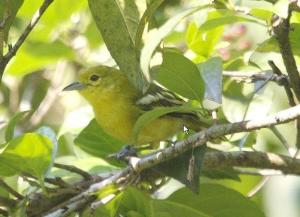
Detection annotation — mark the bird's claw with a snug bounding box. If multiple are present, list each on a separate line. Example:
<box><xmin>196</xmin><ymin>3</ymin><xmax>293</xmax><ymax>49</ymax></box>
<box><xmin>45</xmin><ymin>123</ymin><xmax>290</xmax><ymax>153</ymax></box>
<box><xmin>107</xmin><ymin>145</ymin><xmax>137</xmax><ymax>162</ymax></box>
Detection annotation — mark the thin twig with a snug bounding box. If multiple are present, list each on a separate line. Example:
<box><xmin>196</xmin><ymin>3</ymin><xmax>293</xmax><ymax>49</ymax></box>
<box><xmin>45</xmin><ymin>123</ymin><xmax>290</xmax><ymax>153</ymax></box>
<box><xmin>268</xmin><ymin>60</ymin><xmax>296</xmax><ymax>106</ymax></box>
<box><xmin>270</xmin><ymin>126</ymin><xmax>293</xmax><ymax>156</ymax></box>
<box><xmin>0</xmin><ymin>208</ymin><xmax>8</xmax><ymax>216</ymax></box>
<box><xmin>0</xmin><ymin>0</ymin><xmax>54</xmax><ymax>82</ymax></box>
<box><xmin>223</xmin><ymin>70</ymin><xmax>288</xmax><ymax>85</ymax></box>
<box><xmin>54</xmin><ymin>163</ymin><xmax>92</xmax><ymax>180</ymax></box>
<box><xmin>0</xmin><ymin>179</ymin><xmax>24</xmax><ymax>200</ymax></box>
<box><xmin>0</xmin><ymin>196</ymin><xmax>17</xmax><ymax>207</ymax></box>
<box><xmin>234</xmin><ymin>168</ymin><xmax>283</xmax><ymax>176</ymax></box>
<box><xmin>29</xmin><ymin>61</ymin><xmax>66</xmax><ymax>126</ymax></box>
<box><xmin>247</xmin><ymin>176</ymin><xmax>270</xmax><ymax>198</ymax></box>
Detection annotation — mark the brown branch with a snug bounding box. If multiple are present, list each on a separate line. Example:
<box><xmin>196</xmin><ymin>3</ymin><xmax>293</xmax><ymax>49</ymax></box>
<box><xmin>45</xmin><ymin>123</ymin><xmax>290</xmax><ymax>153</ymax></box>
<box><xmin>268</xmin><ymin>60</ymin><xmax>296</xmax><ymax>106</ymax></box>
<box><xmin>272</xmin><ymin>11</ymin><xmax>300</xmax><ymax>102</ymax></box>
<box><xmin>268</xmin><ymin>60</ymin><xmax>300</xmax><ymax>150</ymax></box>
<box><xmin>0</xmin><ymin>208</ymin><xmax>8</xmax><ymax>217</ymax></box>
<box><xmin>42</xmin><ymin>104</ymin><xmax>300</xmax><ymax>216</ymax></box>
<box><xmin>203</xmin><ymin>151</ymin><xmax>300</xmax><ymax>175</ymax></box>
<box><xmin>223</xmin><ymin>70</ymin><xmax>288</xmax><ymax>85</ymax></box>
<box><xmin>0</xmin><ymin>179</ymin><xmax>24</xmax><ymax>200</ymax></box>
<box><xmin>134</xmin><ymin>104</ymin><xmax>300</xmax><ymax>172</ymax></box>
<box><xmin>54</xmin><ymin>163</ymin><xmax>92</xmax><ymax>180</ymax></box>
<box><xmin>0</xmin><ymin>196</ymin><xmax>17</xmax><ymax>207</ymax></box>
<box><xmin>0</xmin><ymin>0</ymin><xmax>54</xmax><ymax>82</ymax></box>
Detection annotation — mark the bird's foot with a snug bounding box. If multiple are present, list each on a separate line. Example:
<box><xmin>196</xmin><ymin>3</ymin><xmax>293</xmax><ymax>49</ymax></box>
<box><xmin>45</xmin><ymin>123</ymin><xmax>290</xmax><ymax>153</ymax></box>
<box><xmin>107</xmin><ymin>145</ymin><xmax>137</xmax><ymax>162</ymax></box>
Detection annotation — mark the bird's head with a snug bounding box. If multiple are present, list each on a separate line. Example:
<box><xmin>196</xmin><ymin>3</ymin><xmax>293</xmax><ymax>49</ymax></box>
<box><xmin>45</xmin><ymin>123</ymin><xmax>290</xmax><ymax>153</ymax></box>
<box><xmin>63</xmin><ymin>65</ymin><xmax>125</xmax><ymax>102</ymax></box>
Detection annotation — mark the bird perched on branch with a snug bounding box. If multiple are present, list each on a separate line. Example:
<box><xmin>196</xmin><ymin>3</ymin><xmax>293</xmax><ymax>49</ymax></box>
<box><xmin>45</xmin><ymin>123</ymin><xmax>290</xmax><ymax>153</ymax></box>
<box><xmin>63</xmin><ymin>65</ymin><xmax>209</xmax><ymax>146</ymax></box>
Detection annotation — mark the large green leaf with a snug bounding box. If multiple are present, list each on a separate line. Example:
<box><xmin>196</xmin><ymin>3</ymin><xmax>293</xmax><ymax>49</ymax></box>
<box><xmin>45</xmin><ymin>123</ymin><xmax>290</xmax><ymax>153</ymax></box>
<box><xmin>74</xmin><ymin>119</ymin><xmax>124</xmax><ymax>159</ymax></box>
<box><xmin>88</xmin><ymin>0</ymin><xmax>147</xmax><ymax>91</ymax></box>
<box><xmin>115</xmin><ymin>187</ymin><xmax>211</xmax><ymax>217</ymax></box>
<box><xmin>155</xmin><ymin>50</ymin><xmax>205</xmax><ymax>101</ymax></box>
<box><xmin>168</xmin><ymin>184</ymin><xmax>265</xmax><ymax>217</ymax></box>
<box><xmin>0</xmin><ymin>133</ymin><xmax>53</xmax><ymax>179</ymax></box>
<box><xmin>8</xmin><ymin>40</ymin><xmax>75</xmax><ymax>76</ymax></box>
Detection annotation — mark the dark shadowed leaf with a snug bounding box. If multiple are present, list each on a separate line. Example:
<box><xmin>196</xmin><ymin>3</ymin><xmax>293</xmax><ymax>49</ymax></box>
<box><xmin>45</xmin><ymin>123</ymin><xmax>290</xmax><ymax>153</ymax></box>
<box><xmin>75</xmin><ymin>119</ymin><xmax>124</xmax><ymax>158</ymax></box>
<box><xmin>153</xmin><ymin>145</ymin><xmax>207</xmax><ymax>193</ymax></box>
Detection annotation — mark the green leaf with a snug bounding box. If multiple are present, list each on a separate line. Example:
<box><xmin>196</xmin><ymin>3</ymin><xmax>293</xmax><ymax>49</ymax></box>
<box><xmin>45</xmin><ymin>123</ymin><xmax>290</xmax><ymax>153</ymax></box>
<box><xmin>74</xmin><ymin>119</ymin><xmax>124</xmax><ymax>159</ymax></box>
<box><xmin>0</xmin><ymin>0</ymin><xmax>24</xmax><ymax>42</ymax></box>
<box><xmin>8</xmin><ymin>40</ymin><xmax>75</xmax><ymax>76</ymax></box>
<box><xmin>36</xmin><ymin>126</ymin><xmax>58</xmax><ymax>169</ymax></box>
<box><xmin>155</xmin><ymin>49</ymin><xmax>205</xmax><ymax>101</ymax></box>
<box><xmin>0</xmin><ymin>133</ymin><xmax>53</xmax><ymax>179</ymax></box>
<box><xmin>132</xmin><ymin>105</ymin><xmax>196</xmax><ymax>140</ymax></box>
<box><xmin>88</xmin><ymin>0</ymin><xmax>147</xmax><ymax>91</ymax></box>
<box><xmin>5</xmin><ymin>110</ymin><xmax>31</xmax><ymax>142</ymax></box>
<box><xmin>168</xmin><ymin>184</ymin><xmax>265</xmax><ymax>217</ymax></box>
<box><xmin>140</xmin><ymin>4</ymin><xmax>210</xmax><ymax>86</ymax></box>
<box><xmin>198</xmin><ymin>57</ymin><xmax>223</xmax><ymax>110</ymax></box>
<box><xmin>186</xmin><ymin>21</ymin><xmax>224</xmax><ymax>57</ymax></box>
<box><xmin>116</xmin><ymin>187</ymin><xmax>211</xmax><ymax>217</ymax></box>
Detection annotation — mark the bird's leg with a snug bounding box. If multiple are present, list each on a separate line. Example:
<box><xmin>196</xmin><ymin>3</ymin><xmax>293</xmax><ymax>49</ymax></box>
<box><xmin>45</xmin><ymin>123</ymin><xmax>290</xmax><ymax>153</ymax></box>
<box><xmin>107</xmin><ymin>145</ymin><xmax>137</xmax><ymax>162</ymax></box>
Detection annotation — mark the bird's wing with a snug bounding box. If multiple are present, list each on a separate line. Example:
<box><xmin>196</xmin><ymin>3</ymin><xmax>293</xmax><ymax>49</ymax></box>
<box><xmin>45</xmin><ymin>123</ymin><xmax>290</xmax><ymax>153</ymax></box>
<box><xmin>135</xmin><ymin>83</ymin><xmax>210</xmax><ymax>131</ymax></box>
<box><xmin>136</xmin><ymin>83</ymin><xmax>185</xmax><ymax>111</ymax></box>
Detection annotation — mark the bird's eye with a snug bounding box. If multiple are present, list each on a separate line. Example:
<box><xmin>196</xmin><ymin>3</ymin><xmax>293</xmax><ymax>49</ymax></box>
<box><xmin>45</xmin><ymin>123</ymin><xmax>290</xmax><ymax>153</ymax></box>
<box><xmin>90</xmin><ymin>75</ymin><xmax>99</xmax><ymax>81</ymax></box>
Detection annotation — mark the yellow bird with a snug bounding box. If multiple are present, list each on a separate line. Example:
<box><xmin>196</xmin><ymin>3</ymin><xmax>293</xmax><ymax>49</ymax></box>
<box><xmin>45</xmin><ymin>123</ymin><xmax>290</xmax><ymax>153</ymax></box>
<box><xmin>63</xmin><ymin>65</ymin><xmax>208</xmax><ymax>146</ymax></box>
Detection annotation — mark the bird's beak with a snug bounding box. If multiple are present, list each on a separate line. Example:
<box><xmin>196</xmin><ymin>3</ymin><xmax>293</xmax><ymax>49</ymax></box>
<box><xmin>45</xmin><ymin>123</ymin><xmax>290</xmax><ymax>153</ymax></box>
<box><xmin>62</xmin><ymin>82</ymin><xmax>86</xmax><ymax>91</ymax></box>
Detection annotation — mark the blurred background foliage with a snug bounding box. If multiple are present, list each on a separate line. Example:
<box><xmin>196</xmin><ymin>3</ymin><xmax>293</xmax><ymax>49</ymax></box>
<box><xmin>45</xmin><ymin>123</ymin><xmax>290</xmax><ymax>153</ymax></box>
<box><xmin>1</xmin><ymin>0</ymin><xmax>300</xmax><ymax>216</ymax></box>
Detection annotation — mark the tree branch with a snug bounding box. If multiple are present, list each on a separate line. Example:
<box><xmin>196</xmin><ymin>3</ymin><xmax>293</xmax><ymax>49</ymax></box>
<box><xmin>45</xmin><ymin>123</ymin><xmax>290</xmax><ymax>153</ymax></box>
<box><xmin>0</xmin><ymin>0</ymin><xmax>54</xmax><ymax>82</ymax></box>
<box><xmin>0</xmin><ymin>179</ymin><xmax>24</xmax><ymax>200</ymax></box>
<box><xmin>223</xmin><ymin>70</ymin><xmax>289</xmax><ymax>86</ymax></box>
<box><xmin>42</xmin><ymin>104</ymin><xmax>300</xmax><ymax>216</ymax></box>
<box><xmin>272</xmin><ymin>11</ymin><xmax>300</xmax><ymax>102</ymax></box>
<box><xmin>134</xmin><ymin>104</ymin><xmax>300</xmax><ymax>172</ymax></box>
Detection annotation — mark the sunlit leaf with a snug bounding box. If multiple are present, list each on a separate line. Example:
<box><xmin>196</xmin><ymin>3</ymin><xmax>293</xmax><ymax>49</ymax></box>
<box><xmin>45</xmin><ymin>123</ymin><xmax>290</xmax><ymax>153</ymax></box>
<box><xmin>168</xmin><ymin>184</ymin><xmax>265</xmax><ymax>217</ymax></box>
<box><xmin>8</xmin><ymin>40</ymin><xmax>75</xmax><ymax>76</ymax></box>
<box><xmin>0</xmin><ymin>133</ymin><xmax>53</xmax><ymax>180</ymax></box>
<box><xmin>186</xmin><ymin>22</ymin><xmax>223</xmax><ymax>58</ymax></box>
